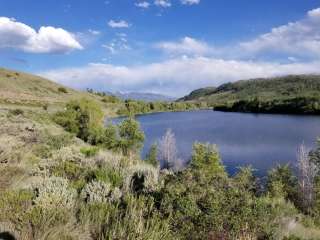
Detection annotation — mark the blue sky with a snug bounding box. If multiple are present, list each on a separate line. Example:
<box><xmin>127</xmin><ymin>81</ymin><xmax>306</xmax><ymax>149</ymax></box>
<box><xmin>0</xmin><ymin>0</ymin><xmax>320</xmax><ymax>96</ymax></box>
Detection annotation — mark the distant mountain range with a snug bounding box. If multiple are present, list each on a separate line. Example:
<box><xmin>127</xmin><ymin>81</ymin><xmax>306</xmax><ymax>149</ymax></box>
<box><xmin>113</xmin><ymin>91</ymin><xmax>176</xmax><ymax>102</ymax></box>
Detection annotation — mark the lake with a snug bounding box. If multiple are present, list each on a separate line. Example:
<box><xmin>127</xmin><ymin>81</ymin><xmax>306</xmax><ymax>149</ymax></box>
<box><xmin>111</xmin><ymin>110</ymin><xmax>320</xmax><ymax>176</ymax></box>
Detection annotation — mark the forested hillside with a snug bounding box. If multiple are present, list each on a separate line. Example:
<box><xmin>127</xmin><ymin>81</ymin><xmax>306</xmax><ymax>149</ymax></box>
<box><xmin>179</xmin><ymin>75</ymin><xmax>320</xmax><ymax>114</ymax></box>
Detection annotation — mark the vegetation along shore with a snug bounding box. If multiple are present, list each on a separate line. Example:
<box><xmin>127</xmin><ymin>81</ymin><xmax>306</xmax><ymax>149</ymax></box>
<box><xmin>1</xmin><ymin>68</ymin><xmax>320</xmax><ymax>239</ymax></box>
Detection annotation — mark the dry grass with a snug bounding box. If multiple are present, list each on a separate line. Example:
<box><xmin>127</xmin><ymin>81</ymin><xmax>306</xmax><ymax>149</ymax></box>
<box><xmin>278</xmin><ymin>217</ymin><xmax>320</xmax><ymax>239</ymax></box>
<box><xmin>0</xmin><ymin>67</ymin><xmax>121</xmax><ymax>116</ymax></box>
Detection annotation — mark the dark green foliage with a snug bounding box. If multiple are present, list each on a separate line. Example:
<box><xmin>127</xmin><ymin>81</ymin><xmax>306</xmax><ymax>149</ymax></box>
<box><xmin>157</xmin><ymin>143</ymin><xmax>292</xmax><ymax>239</ymax></box>
<box><xmin>267</xmin><ymin>165</ymin><xmax>298</xmax><ymax>201</ymax></box>
<box><xmin>178</xmin><ymin>87</ymin><xmax>216</xmax><ymax>101</ymax></box>
<box><xmin>310</xmin><ymin>139</ymin><xmax>320</xmax><ymax>168</ymax></box>
<box><xmin>102</xmin><ymin>124</ymin><xmax>118</xmax><ymax>149</ymax></box>
<box><xmin>215</xmin><ymin>97</ymin><xmax>320</xmax><ymax>114</ymax></box>
<box><xmin>80</xmin><ymin>146</ymin><xmax>99</xmax><ymax>157</ymax></box>
<box><xmin>233</xmin><ymin>166</ymin><xmax>257</xmax><ymax>193</ymax></box>
<box><xmin>57</xmin><ymin>87</ymin><xmax>68</xmax><ymax>93</ymax></box>
<box><xmin>145</xmin><ymin>144</ymin><xmax>159</xmax><ymax>167</ymax></box>
<box><xmin>190</xmin><ymin>142</ymin><xmax>225</xmax><ymax>178</ymax></box>
<box><xmin>101</xmin><ymin>95</ymin><xmax>121</xmax><ymax>103</ymax></box>
<box><xmin>53</xmin><ymin>98</ymin><xmax>104</xmax><ymax>141</ymax></box>
<box><xmin>42</xmin><ymin>104</ymin><xmax>48</xmax><ymax>111</ymax></box>
<box><xmin>90</xmin><ymin>168</ymin><xmax>123</xmax><ymax>187</ymax></box>
<box><xmin>181</xmin><ymin>75</ymin><xmax>320</xmax><ymax>115</ymax></box>
<box><xmin>116</xmin><ymin>99</ymin><xmax>202</xmax><ymax>116</ymax></box>
<box><xmin>314</xmin><ymin>177</ymin><xmax>320</xmax><ymax>223</ymax></box>
<box><xmin>8</xmin><ymin>108</ymin><xmax>24</xmax><ymax>116</ymax></box>
<box><xmin>118</xmin><ymin>117</ymin><xmax>145</xmax><ymax>156</ymax></box>
<box><xmin>51</xmin><ymin>161</ymin><xmax>84</xmax><ymax>181</ymax></box>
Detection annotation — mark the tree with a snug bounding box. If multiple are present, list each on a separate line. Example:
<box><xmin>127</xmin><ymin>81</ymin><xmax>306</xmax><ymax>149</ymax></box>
<box><xmin>103</xmin><ymin>124</ymin><xmax>118</xmax><ymax>150</ymax></box>
<box><xmin>158</xmin><ymin>129</ymin><xmax>181</xmax><ymax>170</ymax></box>
<box><xmin>190</xmin><ymin>142</ymin><xmax>225</xmax><ymax>178</ymax></box>
<box><xmin>267</xmin><ymin>164</ymin><xmax>297</xmax><ymax>201</ymax></box>
<box><xmin>233</xmin><ymin>166</ymin><xmax>256</xmax><ymax>193</ymax></box>
<box><xmin>53</xmin><ymin>98</ymin><xmax>104</xmax><ymax>142</ymax></box>
<box><xmin>145</xmin><ymin>144</ymin><xmax>159</xmax><ymax>167</ymax></box>
<box><xmin>297</xmin><ymin>144</ymin><xmax>318</xmax><ymax>212</ymax></box>
<box><xmin>118</xmin><ymin>117</ymin><xmax>145</xmax><ymax>156</ymax></box>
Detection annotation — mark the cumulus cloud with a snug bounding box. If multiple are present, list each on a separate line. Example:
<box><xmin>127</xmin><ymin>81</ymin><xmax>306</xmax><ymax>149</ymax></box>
<box><xmin>181</xmin><ymin>0</ymin><xmax>200</xmax><ymax>5</ymax></box>
<box><xmin>155</xmin><ymin>37</ymin><xmax>213</xmax><ymax>56</ymax></box>
<box><xmin>40</xmin><ymin>57</ymin><xmax>320</xmax><ymax>97</ymax></box>
<box><xmin>108</xmin><ymin>20</ymin><xmax>130</xmax><ymax>28</ymax></box>
<box><xmin>239</xmin><ymin>8</ymin><xmax>320</xmax><ymax>58</ymax></box>
<box><xmin>154</xmin><ymin>0</ymin><xmax>171</xmax><ymax>8</ymax></box>
<box><xmin>135</xmin><ymin>1</ymin><xmax>151</xmax><ymax>9</ymax></box>
<box><xmin>0</xmin><ymin>17</ymin><xmax>83</xmax><ymax>54</ymax></box>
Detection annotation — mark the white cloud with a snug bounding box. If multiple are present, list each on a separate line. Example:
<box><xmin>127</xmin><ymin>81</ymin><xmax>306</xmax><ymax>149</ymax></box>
<box><xmin>0</xmin><ymin>17</ymin><xmax>83</xmax><ymax>54</ymax></box>
<box><xmin>308</xmin><ymin>8</ymin><xmax>320</xmax><ymax>18</ymax></box>
<box><xmin>135</xmin><ymin>1</ymin><xmax>151</xmax><ymax>9</ymax></box>
<box><xmin>108</xmin><ymin>20</ymin><xmax>130</xmax><ymax>28</ymax></box>
<box><xmin>181</xmin><ymin>0</ymin><xmax>200</xmax><ymax>5</ymax></box>
<box><xmin>40</xmin><ymin>57</ymin><xmax>320</xmax><ymax>97</ymax></box>
<box><xmin>155</xmin><ymin>37</ymin><xmax>213</xmax><ymax>56</ymax></box>
<box><xmin>102</xmin><ymin>33</ymin><xmax>131</xmax><ymax>54</ymax></box>
<box><xmin>154</xmin><ymin>0</ymin><xmax>171</xmax><ymax>8</ymax></box>
<box><xmin>88</xmin><ymin>29</ymin><xmax>101</xmax><ymax>35</ymax></box>
<box><xmin>239</xmin><ymin>8</ymin><xmax>320</xmax><ymax>58</ymax></box>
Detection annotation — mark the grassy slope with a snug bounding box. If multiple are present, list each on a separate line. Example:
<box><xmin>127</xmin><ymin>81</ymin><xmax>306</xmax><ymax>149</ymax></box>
<box><xmin>179</xmin><ymin>75</ymin><xmax>320</xmax><ymax>106</ymax></box>
<box><xmin>0</xmin><ymin>67</ymin><xmax>121</xmax><ymax>116</ymax></box>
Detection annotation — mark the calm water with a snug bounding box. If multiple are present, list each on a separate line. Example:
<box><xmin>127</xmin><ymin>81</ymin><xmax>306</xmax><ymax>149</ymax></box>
<box><xmin>111</xmin><ymin>110</ymin><xmax>320</xmax><ymax>175</ymax></box>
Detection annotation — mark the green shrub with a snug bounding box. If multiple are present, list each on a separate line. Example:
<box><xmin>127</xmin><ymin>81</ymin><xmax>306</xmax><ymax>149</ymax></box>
<box><xmin>267</xmin><ymin>165</ymin><xmax>298</xmax><ymax>202</ymax></box>
<box><xmin>80</xmin><ymin>146</ymin><xmax>99</xmax><ymax>157</ymax></box>
<box><xmin>145</xmin><ymin>144</ymin><xmax>159</xmax><ymax>167</ymax></box>
<box><xmin>190</xmin><ymin>142</ymin><xmax>226</xmax><ymax>179</ymax></box>
<box><xmin>0</xmin><ymin>190</ymin><xmax>33</xmax><ymax>227</ymax></box>
<box><xmin>102</xmin><ymin>124</ymin><xmax>118</xmax><ymax>150</ymax></box>
<box><xmin>52</xmin><ymin>161</ymin><xmax>85</xmax><ymax>181</ymax></box>
<box><xmin>90</xmin><ymin>167</ymin><xmax>123</xmax><ymax>187</ymax></box>
<box><xmin>27</xmin><ymin>205</ymin><xmax>72</xmax><ymax>239</ymax></box>
<box><xmin>79</xmin><ymin>195</ymin><xmax>173</xmax><ymax>240</ymax></box>
<box><xmin>58</xmin><ymin>87</ymin><xmax>68</xmax><ymax>93</ymax></box>
<box><xmin>8</xmin><ymin>108</ymin><xmax>24</xmax><ymax>116</ymax></box>
<box><xmin>53</xmin><ymin>98</ymin><xmax>104</xmax><ymax>142</ymax></box>
<box><xmin>45</xmin><ymin>133</ymin><xmax>73</xmax><ymax>150</ymax></box>
<box><xmin>118</xmin><ymin>117</ymin><xmax>145</xmax><ymax>156</ymax></box>
<box><xmin>101</xmin><ymin>95</ymin><xmax>121</xmax><ymax>103</ymax></box>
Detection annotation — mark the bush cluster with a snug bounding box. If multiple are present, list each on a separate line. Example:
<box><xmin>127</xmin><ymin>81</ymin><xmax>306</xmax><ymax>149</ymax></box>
<box><xmin>53</xmin><ymin>98</ymin><xmax>145</xmax><ymax>156</ymax></box>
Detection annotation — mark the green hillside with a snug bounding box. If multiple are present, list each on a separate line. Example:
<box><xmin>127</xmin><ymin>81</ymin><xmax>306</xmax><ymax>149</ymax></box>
<box><xmin>179</xmin><ymin>75</ymin><xmax>320</xmax><ymax>114</ymax></box>
<box><xmin>0</xmin><ymin>68</ymin><xmax>88</xmax><ymax>106</ymax></box>
<box><xmin>0</xmin><ymin>68</ymin><xmax>125</xmax><ymax>116</ymax></box>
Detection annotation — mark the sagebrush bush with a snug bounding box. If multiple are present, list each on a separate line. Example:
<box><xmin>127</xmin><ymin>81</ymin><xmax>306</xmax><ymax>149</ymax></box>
<box><xmin>31</xmin><ymin>177</ymin><xmax>76</xmax><ymax>209</ymax></box>
<box><xmin>51</xmin><ymin>145</ymin><xmax>84</xmax><ymax>163</ymax></box>
<box><xmin>124</xmin><ymin>163</ymin><xmax>159</xmax><ymax>193</ymax></box>
<box><xmin>81</xmin><ymin>180</ymin><xmax>112</xmax><ymax>204</ymax></box>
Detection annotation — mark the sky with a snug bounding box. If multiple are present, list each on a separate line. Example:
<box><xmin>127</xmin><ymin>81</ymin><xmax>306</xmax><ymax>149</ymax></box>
<box><xmin>0</xmin><ymin>0</ymin><xmax>320</xmax><ymax>97</ymax></box>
